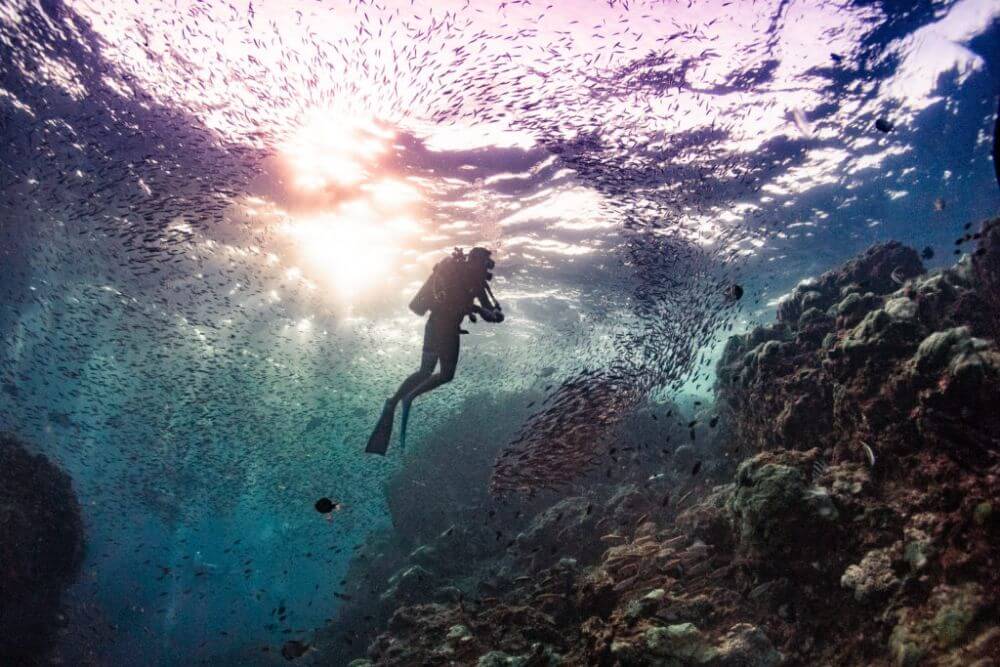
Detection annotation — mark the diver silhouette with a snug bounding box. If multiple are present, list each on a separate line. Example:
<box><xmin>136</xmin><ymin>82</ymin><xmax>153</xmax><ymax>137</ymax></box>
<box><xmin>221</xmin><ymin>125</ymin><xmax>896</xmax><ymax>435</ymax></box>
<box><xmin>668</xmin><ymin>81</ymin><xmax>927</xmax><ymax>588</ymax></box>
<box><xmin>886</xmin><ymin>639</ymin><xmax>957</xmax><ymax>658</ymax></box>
<box><xmin>366</xmin><ymin>246</ymin><xmax>504</xmax><ymax>455</ymax></box>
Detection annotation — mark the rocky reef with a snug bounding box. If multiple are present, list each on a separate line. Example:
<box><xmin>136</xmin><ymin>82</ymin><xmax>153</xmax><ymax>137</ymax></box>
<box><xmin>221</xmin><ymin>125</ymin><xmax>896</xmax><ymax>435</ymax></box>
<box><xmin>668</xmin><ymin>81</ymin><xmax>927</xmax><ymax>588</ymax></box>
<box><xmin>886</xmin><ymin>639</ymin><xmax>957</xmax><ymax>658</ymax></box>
<box><xmin>322</xmin><ymin>219</ymin><xmax>1000</xmax><ymax>666</ymax></box>
<box><xmin>0</xmin><ymin>433</ymin><xmax>86</xmax><ymax>665</ymax></box>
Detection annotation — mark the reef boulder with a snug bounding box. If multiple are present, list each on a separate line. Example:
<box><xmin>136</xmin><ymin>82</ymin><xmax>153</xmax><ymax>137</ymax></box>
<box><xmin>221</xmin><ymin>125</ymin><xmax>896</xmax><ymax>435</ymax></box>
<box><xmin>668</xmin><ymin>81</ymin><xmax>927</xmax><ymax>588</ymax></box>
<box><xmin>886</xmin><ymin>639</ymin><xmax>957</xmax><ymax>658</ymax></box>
<box><xmin>0</xmin><ymin>433</ymin><xmax>85</xmax><ymax>664</ymax></box>
<box><xmin>728</xmin><ymin>449</ymin><xmax>839</xmax><ymax>565</ymax></box>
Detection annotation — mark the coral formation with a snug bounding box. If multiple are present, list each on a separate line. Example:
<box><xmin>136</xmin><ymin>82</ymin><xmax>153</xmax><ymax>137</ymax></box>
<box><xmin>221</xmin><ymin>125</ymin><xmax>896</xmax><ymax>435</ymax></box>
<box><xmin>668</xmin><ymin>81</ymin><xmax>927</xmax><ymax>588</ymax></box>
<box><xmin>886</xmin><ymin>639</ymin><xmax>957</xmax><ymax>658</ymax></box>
<box><xmin>0</xmin><ymin>433</ymin><xmax>85</xmax><ymax>664</ymax></box>
<box><xmin>322</xmin><ymin>220</ymin><xmax>1000</xmax><ymax>666</ymax></box>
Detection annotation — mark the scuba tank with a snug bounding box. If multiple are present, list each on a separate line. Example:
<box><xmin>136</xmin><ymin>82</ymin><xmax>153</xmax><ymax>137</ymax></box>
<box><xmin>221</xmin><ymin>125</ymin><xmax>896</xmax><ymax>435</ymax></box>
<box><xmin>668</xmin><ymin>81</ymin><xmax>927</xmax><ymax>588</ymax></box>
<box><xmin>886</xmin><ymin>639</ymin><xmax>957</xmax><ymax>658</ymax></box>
<box><xmin>408</xmin><ymin>269</ymin><xmax>437</xmax><ymax>316</ymax></box>
<box><xmin>409</xmin><ymin>248</ymin><xmax>465</xmax><ymax>316</ymax></box>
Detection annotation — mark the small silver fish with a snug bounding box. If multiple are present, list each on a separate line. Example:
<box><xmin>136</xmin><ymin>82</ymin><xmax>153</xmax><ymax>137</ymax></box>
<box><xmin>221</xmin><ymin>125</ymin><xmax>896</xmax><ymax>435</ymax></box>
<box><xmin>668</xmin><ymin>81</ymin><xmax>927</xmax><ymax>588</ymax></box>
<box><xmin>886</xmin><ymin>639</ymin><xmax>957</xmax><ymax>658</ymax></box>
<box><xmin>861</xmin><ymin>442</ymin><xmax>876</xmax><ymax>468</ymax></box>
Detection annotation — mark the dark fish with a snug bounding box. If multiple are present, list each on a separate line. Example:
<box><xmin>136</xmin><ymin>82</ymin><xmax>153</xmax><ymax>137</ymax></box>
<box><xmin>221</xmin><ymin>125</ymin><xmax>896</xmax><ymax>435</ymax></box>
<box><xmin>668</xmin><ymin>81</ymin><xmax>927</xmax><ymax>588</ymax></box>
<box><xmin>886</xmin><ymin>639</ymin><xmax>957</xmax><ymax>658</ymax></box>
<box><xmin>314</xmin><ymin>497</ymin><xmax>338</xmax><ymax>514</ymax></box>
<box><xmin>725</xmin><ymin>284</ymin><xmax>743</xmax><ymax>301</ymax></box>
<box><xmin>875</xmin><ymin>118</ymin><xmax>894</xmax><ymax>133</ymax></box>
<box><xmin>280</xmin><ymin>640</ymin><xmax>310</xmax><ymax>660</ymax></box>
<box><xmin>48</xmin><ymin>411</ymin><xmax>74</xmax><ymax>427</ymax></box>
<box><xmin>691</xmin><ymin>461</ymin><xmax>702</xmax><ymax>476</ymax></box>
<box><xmin>921</xmin><ymin>246</ymin><xmax>934</xmax><ymax>260</ymax></box>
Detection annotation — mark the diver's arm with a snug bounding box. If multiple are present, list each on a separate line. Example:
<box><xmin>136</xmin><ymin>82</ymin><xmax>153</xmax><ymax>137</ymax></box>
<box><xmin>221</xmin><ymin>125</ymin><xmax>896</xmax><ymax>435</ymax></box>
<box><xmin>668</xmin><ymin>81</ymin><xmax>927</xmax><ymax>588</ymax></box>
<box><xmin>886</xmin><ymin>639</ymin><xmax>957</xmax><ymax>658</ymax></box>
<box><xmin>472</xmin><ymin>286</ymin><xmax>504</xmax><ymax>323</ymax></box>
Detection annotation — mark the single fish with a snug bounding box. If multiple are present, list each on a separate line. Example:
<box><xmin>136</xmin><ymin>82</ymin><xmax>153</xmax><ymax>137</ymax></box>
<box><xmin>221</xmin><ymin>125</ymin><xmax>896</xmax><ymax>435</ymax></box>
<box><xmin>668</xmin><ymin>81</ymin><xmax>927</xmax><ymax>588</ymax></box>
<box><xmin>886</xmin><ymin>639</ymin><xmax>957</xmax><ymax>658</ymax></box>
<box><xmin>280</xmin><ymin>640</ymin><xmax>311</xmax><ymax>660</ymax></box>
<box><xmin>861</xmin><ymin>442</ymin><xmax>876</xmax><ymax>468</ymax></box>
<box><xmin>314</xmin><ymin>497</ymin><xmax>339</xmax><ymax>514</ymax></box>
<box><xmin>875</xmin><ymin>118</ymin><xmax>894</xmax><ymax>133</ymax></box>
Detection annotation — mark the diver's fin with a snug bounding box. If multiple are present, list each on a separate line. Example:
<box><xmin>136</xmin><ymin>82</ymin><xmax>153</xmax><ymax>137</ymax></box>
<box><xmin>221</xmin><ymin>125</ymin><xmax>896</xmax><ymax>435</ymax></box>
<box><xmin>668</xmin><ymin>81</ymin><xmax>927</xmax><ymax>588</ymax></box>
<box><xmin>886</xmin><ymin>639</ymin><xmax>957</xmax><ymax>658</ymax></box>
<box><xmin>399</xmin><ymin>400</ymin><xmax>412</xmax><ymax>451</ymax></box>
<box><xmin>365</xmin><ymin>401</ymin><xmax>395</xmax><ymax>455</ymax></box>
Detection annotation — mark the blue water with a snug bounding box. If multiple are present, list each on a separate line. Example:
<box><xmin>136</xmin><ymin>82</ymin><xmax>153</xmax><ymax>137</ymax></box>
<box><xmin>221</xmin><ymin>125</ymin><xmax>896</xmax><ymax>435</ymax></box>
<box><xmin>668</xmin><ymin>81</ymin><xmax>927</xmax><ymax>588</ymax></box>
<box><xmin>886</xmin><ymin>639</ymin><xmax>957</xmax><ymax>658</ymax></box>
<box><xmin>0</xmin><ymin>0</ymin><xmax>997</xmax><ymax>664</ymax></box>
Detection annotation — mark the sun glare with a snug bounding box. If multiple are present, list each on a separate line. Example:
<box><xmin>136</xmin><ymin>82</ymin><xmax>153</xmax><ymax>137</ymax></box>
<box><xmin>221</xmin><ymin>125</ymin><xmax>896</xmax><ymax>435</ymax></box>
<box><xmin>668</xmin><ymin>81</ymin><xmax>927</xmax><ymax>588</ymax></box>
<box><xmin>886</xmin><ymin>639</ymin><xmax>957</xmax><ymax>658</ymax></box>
<box><xmin>279</xmin><ymin>191</ymin><xmax>426</xmax><ymax>298</ymax></box>
<box><xmin>283</xmin><ymin>217</ymin><xmax>393</xmax><ymax>297</ymax></box>
<box><xmin>281</xmin><ymin>110</ymin><xmax>394</xmax><ymax>191</ymax></box>
<box><xmin>274</xmin><ymin>110</ymin><xmax>430</xmax><ymax>301</ymax></box>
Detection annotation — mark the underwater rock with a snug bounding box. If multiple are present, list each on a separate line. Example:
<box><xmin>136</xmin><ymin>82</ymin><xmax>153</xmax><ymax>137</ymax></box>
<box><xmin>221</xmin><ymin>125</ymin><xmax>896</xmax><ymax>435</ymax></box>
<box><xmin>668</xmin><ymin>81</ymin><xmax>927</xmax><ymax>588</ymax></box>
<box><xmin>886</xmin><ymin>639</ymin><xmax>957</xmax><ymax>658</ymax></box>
<box><xmin>645</xmin><ymin>622</ymin><xmax>717</xmax><ymax>662</ymax></box>
<box><xmin>476</xmin><ymin>650</ymin><xmax>525</xmax><ymax>666</ymax></box>
<box><xmin>623</xmin><ymin>588</ymin><xmax>666</xmax><ymax>622</ymax></box>
<box><xmin>911</xmin><ymin>326</ymin><xmax>989</xmax><ymax>375</ymax></box>
<box><xmin>890</xmin><ymin>583</ymin><xmax>986</xmax><ymax>666</ymax></box>
<box><xmin>514</xmin><ymin>494</ymin><xmax>604</xmax><ymax>570</ymax></box>
<box><xmin>0</xmin><ymin>433</ymin><xmax>85</xmax><ymax>665</ymax></box>
<box><xmin>380</xmin><ymin>565</ymin><xmax>438</xmax><ymax>606</ymax></box>
<box><xmin>971</xmin><ymin>218</ymin><xmax>1000</xmax><ymax>334</ymax></box>
<box><xmin>637</xmin><ymin>622</ymin><xmax>781</xmax><ymax>666</ymax></box>
<box><xmin>903</xmin><ymin>539</ymin><xmax>931</xmax><ymax>573</ymax></box>
<box><xmin>909</xmin><ymin>326</ymin><xmax>1000</xmax><ymax>463</ymax></box>
<box><xmin>776</xmin><ymin>242</ymin><xmax>922</xmax><ymax>328</ymax></box>
<box><xmin>673</xmin><ymin>444</ymin><xmax>698</xmax><ymax>471</ymax></box>
<box><xmin>332</xmin><ymin>235</ymin><xmax>1000</xmax><ymax>667</ymax></box>
<box><xmin>840</xmin><ymin>547</ymin><xmax>900</xmax><ymax>602</ymax></box>
<box><xmin>675</xmin><ymin>484</ymin><xmax>736</xmax><ymax>549</ymax></box>
<box><xmin>713</xmin><ymin>623</ymin><xmax>782</xmax><ymax>667</ymax></box>
<box><xmin>728</xmin><ymin>450</ymin><xmax>840</xmax><ymax>563</ymax></box>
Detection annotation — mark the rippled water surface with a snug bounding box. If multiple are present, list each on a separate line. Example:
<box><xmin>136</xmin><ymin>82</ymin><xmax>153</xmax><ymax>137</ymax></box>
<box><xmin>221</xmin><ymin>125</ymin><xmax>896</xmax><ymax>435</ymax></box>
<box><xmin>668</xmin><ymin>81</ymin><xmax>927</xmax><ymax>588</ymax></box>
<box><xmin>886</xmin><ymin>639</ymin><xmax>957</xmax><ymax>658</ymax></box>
<box><xmin>1</xmin><ymin>0</ymin><xmax>997</xmax><ymax>664</ymax></box>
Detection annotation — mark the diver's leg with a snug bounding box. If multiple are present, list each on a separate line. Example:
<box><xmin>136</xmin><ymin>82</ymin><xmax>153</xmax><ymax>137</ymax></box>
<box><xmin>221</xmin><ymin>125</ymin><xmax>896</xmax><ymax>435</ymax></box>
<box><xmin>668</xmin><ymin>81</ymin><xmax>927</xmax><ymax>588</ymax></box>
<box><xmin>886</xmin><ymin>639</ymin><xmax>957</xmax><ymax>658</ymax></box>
<box><xmin>401</xmin><ymin>330</ymin><xmax>459</xmax><ymax>405</ymax></box>
<box><xmin>367</xmin><ymin>331</ymin><xmax>439</xmax><ymax>454</ymax></box>
<box><xmin>387</xmin><ymin>318</ymin><xmax>440</xmax><ymax>408</ymax></box>
<box><xmin>399</xmin><ymin>330</ymin><xmax>459</xmax><ymax>449</ymax></box>
<box><xmin>388</xmin><ymin>350</ymin><xmax>437</xmax><ymax>407</ymax></box>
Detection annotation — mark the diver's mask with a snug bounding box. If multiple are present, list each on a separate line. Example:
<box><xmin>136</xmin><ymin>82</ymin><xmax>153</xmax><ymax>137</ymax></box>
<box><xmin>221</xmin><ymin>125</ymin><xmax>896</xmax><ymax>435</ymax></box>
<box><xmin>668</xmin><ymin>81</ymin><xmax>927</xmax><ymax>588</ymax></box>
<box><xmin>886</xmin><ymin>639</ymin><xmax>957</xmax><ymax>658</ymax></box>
<box><xmin>469</xmin><ymin>247</ymin><xmax>495</xmax><ymax>280</ymax></box>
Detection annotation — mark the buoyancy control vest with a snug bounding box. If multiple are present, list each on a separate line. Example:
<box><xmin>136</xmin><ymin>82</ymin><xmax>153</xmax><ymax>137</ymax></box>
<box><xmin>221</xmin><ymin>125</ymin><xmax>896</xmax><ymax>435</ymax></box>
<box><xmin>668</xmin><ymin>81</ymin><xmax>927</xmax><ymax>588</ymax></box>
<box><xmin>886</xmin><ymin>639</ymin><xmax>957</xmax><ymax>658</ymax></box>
<box><xmin>409</xmin><ymin>254</ymin><xmax>482</xmax><ymax>317</ymax></box>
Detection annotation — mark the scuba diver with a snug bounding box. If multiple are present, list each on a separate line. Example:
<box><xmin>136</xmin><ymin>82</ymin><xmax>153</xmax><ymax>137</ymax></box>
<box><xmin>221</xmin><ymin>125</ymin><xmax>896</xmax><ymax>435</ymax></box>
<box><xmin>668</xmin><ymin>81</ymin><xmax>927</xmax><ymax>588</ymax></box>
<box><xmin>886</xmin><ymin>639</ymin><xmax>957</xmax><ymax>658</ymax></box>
<box><xmin>365</xmin><ymin>246</ymin><xmax>505</xmax><ymax>455</ymax></box>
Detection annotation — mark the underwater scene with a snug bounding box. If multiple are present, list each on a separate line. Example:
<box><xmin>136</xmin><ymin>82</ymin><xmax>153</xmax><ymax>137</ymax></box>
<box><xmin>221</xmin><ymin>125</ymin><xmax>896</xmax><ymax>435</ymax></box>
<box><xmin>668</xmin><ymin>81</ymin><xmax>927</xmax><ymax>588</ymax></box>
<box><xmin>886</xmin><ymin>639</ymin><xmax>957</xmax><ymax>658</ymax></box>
<box><xmin>1</xmin><ymin>0</ymin><xmax>999</xmax><ymax>665</ymax></box>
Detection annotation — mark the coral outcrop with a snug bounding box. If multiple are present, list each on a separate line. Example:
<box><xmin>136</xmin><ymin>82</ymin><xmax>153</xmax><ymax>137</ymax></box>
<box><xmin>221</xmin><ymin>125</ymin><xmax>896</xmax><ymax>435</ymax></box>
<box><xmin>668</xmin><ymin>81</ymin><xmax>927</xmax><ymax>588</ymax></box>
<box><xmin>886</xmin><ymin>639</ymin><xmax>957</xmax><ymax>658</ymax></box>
<box><xmin>323</xmin><ymin>219</ymin><xmax>1000</xmax><ymax>666</ymax></box>
<box><xmin>0</xmin><ymin>433</ymin><xmax>85</xmax><ymax>665</ymax></box>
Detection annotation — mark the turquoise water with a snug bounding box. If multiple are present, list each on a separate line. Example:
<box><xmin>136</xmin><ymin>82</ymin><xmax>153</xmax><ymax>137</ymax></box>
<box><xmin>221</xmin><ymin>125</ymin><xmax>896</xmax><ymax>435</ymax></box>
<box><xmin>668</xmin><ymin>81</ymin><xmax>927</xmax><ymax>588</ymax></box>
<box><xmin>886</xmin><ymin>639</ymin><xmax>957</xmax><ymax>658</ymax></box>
<box><xmin>0</xmin><ymin>0</ymin><xmax>997</xmax><ymax>664</ymax></box>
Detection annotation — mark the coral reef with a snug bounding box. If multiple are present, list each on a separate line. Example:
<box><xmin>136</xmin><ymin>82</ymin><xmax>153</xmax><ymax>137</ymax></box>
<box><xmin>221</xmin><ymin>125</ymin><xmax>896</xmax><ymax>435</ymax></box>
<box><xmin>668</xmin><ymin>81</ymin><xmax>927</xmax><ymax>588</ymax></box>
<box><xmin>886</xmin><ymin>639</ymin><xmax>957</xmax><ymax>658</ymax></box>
<box><xmin>323</xmin><ymin>220</ymin><xmax>1000</xmax><ymax>666</ymax></box>
<box><xmin>0</xmin><ymin>433</ymin><xmax>85</xmax><ymax>665</ymax></box>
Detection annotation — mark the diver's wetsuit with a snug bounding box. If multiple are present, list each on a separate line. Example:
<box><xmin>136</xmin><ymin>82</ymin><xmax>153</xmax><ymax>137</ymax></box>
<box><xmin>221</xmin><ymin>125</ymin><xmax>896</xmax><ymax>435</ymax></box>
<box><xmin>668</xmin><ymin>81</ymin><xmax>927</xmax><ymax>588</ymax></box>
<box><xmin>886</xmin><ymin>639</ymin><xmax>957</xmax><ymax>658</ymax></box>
<box><xmin>389</xmin><ymin>277</ymin><xmax>491</xmax><ymax>407</ymax></box>
<box><xmin>389</xmin><ymin>311</ymin><xmax>463</xmax><ymax>404</ymax></box>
